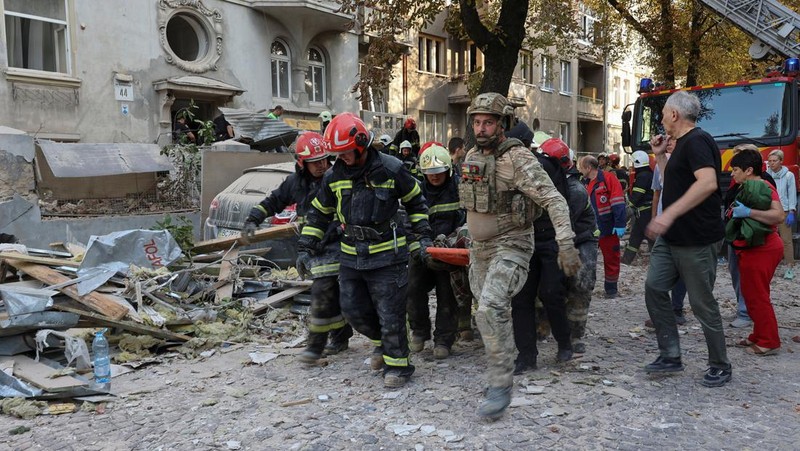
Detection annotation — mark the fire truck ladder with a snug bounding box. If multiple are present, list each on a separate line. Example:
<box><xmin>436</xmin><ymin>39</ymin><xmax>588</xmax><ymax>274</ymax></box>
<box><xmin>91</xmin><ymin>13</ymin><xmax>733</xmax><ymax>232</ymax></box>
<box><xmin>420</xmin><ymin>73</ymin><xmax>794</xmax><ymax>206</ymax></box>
<box><xmin>700</xmin><ymin>0</ymin><xmax>800</xmax><ymax>59</ymax></box>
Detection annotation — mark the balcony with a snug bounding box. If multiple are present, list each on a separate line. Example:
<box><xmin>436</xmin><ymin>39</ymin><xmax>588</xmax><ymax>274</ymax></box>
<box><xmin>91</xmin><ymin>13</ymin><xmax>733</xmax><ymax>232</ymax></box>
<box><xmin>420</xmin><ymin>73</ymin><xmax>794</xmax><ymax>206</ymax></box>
<box><xmin>249</xmin><ymin>1</ymin><xmax>351</xmax><ymax>28</ymax></box>
<box><xmin>577</xmin><ymin>95</ymin><xmax>603</xmax><ymax>120</ymax></box>
<box><xmin>447</xmin><ymin>74</ymin><xmax>527</xmax><ymax>106</ymax></box>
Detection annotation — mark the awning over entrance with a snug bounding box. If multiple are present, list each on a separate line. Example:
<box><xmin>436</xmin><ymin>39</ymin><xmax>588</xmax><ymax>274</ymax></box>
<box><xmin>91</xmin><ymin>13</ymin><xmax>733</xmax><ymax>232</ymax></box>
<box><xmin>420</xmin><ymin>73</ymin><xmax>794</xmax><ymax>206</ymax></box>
<box><xmin>152</xmin><ymin>76</ymin><xmax>245</xmax><ymax>101</ymax></box>
<box><xmin>220</xmin><ymin>107</ymin><xmax>300</xmax><ymax>150</ymax></box>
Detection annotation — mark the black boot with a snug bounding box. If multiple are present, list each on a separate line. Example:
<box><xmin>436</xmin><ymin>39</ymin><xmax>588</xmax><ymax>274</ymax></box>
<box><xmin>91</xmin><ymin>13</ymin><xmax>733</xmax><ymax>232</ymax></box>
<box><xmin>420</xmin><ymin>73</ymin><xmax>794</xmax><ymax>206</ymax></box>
<box><xmin>298</xmin><ymin>331</ymin><xmax>327</xmax><ymax>364</ymax></box>
<box><xmin>324</xmin><ymin>324</ymin><xmax>353</xmax><ymax>355</ymax></box>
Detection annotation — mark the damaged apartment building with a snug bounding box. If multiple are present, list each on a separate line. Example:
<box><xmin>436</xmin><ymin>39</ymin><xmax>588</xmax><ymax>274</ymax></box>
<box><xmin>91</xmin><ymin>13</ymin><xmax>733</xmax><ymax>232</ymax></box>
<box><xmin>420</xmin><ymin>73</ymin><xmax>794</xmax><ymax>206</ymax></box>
<box><xmin>0</xmin><ymin>0</ymin><xmax>361</xmax><ymax>246</ymax></box>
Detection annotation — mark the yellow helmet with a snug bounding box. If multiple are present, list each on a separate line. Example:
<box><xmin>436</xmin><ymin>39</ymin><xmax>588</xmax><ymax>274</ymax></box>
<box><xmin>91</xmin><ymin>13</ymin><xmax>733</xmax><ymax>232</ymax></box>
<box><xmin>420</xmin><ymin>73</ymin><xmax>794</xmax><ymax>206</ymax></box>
<box><xmin>419</xmin><ymin>143</ymin><xmax>452</xmax><ymax>175</ymax></box>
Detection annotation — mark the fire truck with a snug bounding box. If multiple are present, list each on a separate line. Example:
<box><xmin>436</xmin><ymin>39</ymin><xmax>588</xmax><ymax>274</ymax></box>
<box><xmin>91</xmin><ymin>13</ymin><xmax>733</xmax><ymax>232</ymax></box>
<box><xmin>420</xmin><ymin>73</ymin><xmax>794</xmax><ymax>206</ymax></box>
<box><xmin>621</xmin><ymin>0</ymin><xmax>800</xmax><ymax>191</ymax></box>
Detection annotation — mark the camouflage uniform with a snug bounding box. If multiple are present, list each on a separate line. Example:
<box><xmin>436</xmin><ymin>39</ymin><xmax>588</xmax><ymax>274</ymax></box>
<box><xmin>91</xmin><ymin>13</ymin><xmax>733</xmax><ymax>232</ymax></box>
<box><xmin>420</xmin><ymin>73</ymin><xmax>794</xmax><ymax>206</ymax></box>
<box><xmin>461</xmin><ymin>138</ymin><xmax>576</xmax><ymax>388</ymax></box>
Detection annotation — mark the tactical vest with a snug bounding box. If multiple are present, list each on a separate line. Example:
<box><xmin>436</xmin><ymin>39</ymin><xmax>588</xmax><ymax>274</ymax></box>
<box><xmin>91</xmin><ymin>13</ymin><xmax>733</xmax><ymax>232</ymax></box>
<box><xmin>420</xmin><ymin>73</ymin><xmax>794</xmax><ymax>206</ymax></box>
<box><xmin>459</xmin><ymin>138</ymin><xmax>533</xmax><ymax>228</ymax></box>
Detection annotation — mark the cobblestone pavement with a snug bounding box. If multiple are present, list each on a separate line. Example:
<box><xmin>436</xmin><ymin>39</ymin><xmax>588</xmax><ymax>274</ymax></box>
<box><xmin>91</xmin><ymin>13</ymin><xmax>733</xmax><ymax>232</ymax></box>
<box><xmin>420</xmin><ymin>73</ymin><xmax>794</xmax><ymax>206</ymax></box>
<box><xmin>2</xmin><ymin>260</ymin><xmax>800</xmax><ymax>450</ymax></box>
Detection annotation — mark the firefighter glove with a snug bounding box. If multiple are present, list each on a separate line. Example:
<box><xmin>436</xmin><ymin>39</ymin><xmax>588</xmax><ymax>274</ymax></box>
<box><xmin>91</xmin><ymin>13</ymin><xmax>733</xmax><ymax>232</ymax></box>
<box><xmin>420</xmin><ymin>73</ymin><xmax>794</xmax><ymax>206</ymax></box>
<box><xmin>296</xmin><ymin>252</ymin><xmax>313</xmax><ymax>280</ymax></box>
<box><xmin>240</xmin><ymin>221</ymin><xmax>257</xmax><ymax>245</ymax></box>
<box><xmin>248</xmin><ymin>204</ymin><xmax>269</xmax><ymax>224</ymax></box>
<box><xmin>297</xmin><ymin>236</ymin><xmax>321</xmax><ymax>256</ymax></box>
<box><xmin>731</xmin><ymin>201</ymin><xmax>751</xmax><ymax>218</ymax></box>
<box><xmin>557</xmin><ymin>243</ymin><xmax>581</xmax><ymax>278</ymax></box>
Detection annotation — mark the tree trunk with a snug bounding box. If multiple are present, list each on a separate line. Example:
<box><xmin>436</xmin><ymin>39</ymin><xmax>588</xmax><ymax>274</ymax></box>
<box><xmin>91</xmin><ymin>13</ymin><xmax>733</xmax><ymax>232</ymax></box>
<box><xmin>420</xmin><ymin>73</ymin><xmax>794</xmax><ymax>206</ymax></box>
<box><xmin>685</xmin><ymin>2</ymin><xmax>704</xmax><ymax>87</ymax></box>
<box><xmin>659</xmin><ymin>0</ymin><xmax>676</xmax><ymax>87</ymax></box>
<box><xmin>460</xmin><ymin>0</ymin><xmax>529</xmax><ymax>96</ymax></box>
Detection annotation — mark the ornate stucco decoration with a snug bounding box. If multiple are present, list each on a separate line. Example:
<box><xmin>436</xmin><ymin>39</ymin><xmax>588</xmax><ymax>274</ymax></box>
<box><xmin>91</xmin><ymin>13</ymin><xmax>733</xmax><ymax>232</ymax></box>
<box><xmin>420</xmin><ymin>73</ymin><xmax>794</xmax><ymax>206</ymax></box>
<box><xmin>157</xmin><ymin>0</ymin><xmax>223</xmax><ymax>73</ymax></box>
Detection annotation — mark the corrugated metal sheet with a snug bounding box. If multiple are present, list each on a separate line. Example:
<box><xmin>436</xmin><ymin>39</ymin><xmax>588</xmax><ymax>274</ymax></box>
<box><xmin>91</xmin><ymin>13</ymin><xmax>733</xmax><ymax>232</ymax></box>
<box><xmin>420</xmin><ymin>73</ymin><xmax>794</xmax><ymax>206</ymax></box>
<box><xmin>220</xmin><ymin>107</ymin><xmax>299</xmax><ymax>150</ymax></box>
<box><xmin>38</xmin><ymin>141</ymin><xmax>174</xmax><ymax>178</ymax></box>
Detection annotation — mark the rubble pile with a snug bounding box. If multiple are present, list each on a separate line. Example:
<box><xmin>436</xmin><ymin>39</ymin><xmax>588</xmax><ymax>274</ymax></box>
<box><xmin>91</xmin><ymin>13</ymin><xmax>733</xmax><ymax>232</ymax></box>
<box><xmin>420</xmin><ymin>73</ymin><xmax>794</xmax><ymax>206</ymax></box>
<box><xmin>0</xmin><ymin>224</ymin><xmax>308</xmax><ymax>414</ymax></box>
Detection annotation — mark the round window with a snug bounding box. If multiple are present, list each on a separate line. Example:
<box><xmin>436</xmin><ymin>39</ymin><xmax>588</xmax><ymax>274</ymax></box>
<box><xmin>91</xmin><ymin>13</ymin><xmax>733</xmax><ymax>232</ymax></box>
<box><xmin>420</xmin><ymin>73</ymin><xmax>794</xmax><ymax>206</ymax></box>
<box><xmin>165</xmin><ymin>13</ymin><xmax>209</xmax><ymax>62</ymax></box>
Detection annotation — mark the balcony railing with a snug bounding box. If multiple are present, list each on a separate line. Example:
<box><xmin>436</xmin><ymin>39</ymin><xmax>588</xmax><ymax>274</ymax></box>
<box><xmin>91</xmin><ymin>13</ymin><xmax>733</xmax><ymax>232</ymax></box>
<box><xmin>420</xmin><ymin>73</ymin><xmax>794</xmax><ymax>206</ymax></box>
<box><xmin>577</xmin><ymin>95</ymin><xmax>603</xmax><ymax>119</ymax></box>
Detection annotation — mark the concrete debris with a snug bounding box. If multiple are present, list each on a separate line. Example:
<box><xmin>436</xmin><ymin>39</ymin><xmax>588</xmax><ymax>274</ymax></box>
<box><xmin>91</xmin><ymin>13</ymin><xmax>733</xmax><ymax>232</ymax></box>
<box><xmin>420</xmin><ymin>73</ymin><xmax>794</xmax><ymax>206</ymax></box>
<box><xmin>248</xmin><ymin>352</ymin><xmax>279</xmax><ymax>365</ymax></box>
<box><xmin>603</xmin><ymin>387</ymin><xmax>634</xmax><ymax>399</ymax></box>
<box><xmin>0</xmin><ymin>233</ymin><xmax>311</xmax><ymax>410</ymax></box>
<box><xmin>388</xmin><ymin>424</ymin><xmax>422</xmax><ymax>436</ymax></box>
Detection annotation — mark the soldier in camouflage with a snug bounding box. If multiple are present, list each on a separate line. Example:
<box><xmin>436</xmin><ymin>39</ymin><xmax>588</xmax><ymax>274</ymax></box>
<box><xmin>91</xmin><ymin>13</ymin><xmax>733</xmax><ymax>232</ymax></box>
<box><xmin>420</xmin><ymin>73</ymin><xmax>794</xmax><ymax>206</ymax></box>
<box><xmin>460</xmin><ymin>93</ymin><xmax>581</xmax><ymax>420</ymax></box>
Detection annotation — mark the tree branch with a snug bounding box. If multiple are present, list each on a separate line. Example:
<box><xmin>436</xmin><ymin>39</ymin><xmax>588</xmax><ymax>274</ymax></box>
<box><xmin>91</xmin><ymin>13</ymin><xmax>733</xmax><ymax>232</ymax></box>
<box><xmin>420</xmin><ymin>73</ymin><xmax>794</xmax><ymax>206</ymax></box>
<box><xmin>459</xmin><ymin>0</ymin><xmax>493</xmax><ymax>48</ymax></box>
<box><xmin>605</xmin><ymin>0</ymin><xmax>657</xmax><ymax>43</ymax></box>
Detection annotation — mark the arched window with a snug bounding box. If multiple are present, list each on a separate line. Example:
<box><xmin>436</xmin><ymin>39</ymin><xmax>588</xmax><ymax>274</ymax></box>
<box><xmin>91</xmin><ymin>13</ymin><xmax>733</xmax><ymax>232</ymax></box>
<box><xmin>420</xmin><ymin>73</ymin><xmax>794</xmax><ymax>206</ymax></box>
<box><xmin>271</xmin><ymin>40</ymin><xmax>290</xmax><ymax>99</ymax></box>
<box><xmin>306</xmin><ymin>47</ymin><xmax>326</xmax><ymax>104</ymax></box>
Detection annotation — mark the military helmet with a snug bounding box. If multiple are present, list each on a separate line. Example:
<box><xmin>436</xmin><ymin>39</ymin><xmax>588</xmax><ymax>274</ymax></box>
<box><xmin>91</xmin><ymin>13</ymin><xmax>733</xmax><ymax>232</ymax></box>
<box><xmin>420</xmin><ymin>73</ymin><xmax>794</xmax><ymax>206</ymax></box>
<box><xmin>467</xmin><ymin>92</ymin><xmax>515</xmax><ymax>123</ymax></box>
<box><xmin>419</xmin><ymin>143</ymin><xmax>452</xmax><ymax>175</ymax></box>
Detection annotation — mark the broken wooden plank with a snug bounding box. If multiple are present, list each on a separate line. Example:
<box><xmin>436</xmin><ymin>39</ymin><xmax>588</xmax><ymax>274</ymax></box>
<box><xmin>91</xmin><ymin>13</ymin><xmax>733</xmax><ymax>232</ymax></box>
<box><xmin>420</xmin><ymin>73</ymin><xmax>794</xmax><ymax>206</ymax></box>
<box><xmin>215</xmin><ymin>249</ymin><xmax>238</xmax><ymax>303</ymax></box>
<box><xmin>0</xmin><ymin>252</ymin><xmax>80</xmax><ymax>268</ymax></box>
<box><xmin>51</xmin><ymin>304</ymin><xmax>192</xmax><ymax>342</ymax></box>
<box><xmin>251</xmin><ymin>286</ymin><xmax>308</xmax><ymax>315</ymax></box>
<box><xmin>191</xmin><ymin>223</ymin><xmax>299</xmax><ymax>254</ymax></box>
<box><xmin>6</xmin><ymin>261</ymin><xmax>129</xmax><ymax>320</ymax></box>
<box><xmin>0</xmin><ymin>355</ymin><xmax>87</xmax><ymax>392</ymax></box>
<box><xmin>193</xmin><ymin>247</ymin><xmax>272</xmax><ymax>263</ymax></box>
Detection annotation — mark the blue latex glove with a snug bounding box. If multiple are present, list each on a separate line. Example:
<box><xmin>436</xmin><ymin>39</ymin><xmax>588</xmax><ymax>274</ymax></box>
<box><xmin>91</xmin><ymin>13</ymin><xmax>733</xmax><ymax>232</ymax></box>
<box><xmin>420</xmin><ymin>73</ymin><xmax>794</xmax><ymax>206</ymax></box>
<box><xmin>787</xmin><ymin>211</ymin><xmax>796</xmax><ymax>226</ymax></box>
<box><xmin>731</xmin><ymin>201</ymin><xmax>751</xmax><ymax>218</ymax></box>
<box><xmin>613</xmin><ymin>227</ymin><xmax>626</xmax><ymax>238</ymax></box>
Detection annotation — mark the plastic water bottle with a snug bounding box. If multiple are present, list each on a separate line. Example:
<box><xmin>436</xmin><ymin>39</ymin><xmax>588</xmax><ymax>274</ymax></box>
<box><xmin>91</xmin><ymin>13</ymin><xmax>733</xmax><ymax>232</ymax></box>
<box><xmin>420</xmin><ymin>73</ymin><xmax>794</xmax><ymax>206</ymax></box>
<box><xmin>92</xmin><ymin>328</ymin><xmax>111</xmax><ymax>390</ymax></box>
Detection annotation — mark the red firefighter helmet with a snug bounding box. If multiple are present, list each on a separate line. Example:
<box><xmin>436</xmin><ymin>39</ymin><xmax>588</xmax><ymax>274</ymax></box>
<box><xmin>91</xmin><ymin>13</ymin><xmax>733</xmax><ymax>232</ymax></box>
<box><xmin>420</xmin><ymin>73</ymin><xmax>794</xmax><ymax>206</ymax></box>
<box><xmin>608</xmin><ymin>153</ymin><xmax>621</xmax><ymax>165</ymax></box>
<box><xmin>294</xmin><ymin>132</ymin><xmax>328</xmax><ymax>168</ymax></box>
<box><xmin>539</xmin><ymin>138</ymin><xmax>572</xmax><ymax>169</ymax></box>
<box><xmin>323</xmin><ymin>112</ymin><xmax>372</xmax><ymax>154</ymax></box>
<box><xmin>404</xmin><ymin>117</ymin><xmax>416</xmax><ymax>130</ymax></box>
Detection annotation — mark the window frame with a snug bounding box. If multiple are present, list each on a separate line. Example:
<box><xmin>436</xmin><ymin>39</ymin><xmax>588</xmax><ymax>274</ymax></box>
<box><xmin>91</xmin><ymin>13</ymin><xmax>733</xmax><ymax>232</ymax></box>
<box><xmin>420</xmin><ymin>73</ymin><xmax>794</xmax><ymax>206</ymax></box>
<box><xmin>540</xmin><ymin>55</ymin><xmax>553</xmax><ymax>91</ymax></box>
<box><xmin>559</xmin><ymin>122</ymin><xmax>570</xmax><ymax>145</ymax></box>
<box><xmin>421</xmin><ymin>110</ymin><xmax>446</xmax><ymax>143</ymax></box>
<box><xmin>418</xmin><ymin>34</ymin><xmax>445</xmax><ymax>75</ymax></box>
<box><xmin>518</xmin><ymin>50</ymin><xmax>535</xmax><ymax>85</ymax></box>
<box><xmin>559</xmin><ymin>60</ymin><xmax>572</xmax><ymax>94</ymax></box>
<box><xmin>271</xmin><ymin>39</ymin><xmax>291</xmax><ymax>100</ymax></box>
<box><xmin>307</xmin><ymin>46</ymin><xmax>326</xmax><ymax>104</ymax></box>
<box><xmin>4</xmin><ymin>0</ymin><xmax>72</xmax><ymax>75</ymax></box>
<box><xmin>612</xmin><ymin>76</ymin><xmax>621</xmax><ymax>109</ymax></box>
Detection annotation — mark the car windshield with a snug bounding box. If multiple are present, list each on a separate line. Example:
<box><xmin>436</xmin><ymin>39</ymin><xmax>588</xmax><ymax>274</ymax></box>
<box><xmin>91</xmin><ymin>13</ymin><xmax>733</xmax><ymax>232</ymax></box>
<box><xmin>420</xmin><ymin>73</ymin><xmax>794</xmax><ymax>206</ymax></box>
<box><xmin>636</xmin><ymin>82</ymin><xmax>791</xmax><ymax>146</ymax></box>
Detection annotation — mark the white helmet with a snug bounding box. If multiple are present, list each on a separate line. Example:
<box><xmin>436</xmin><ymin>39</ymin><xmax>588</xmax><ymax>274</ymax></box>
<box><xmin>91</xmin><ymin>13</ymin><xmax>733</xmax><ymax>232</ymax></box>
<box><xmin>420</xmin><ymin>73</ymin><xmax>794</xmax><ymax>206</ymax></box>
<box><xmin>378</xmin><ymin>134</ymin><xmax>392</xmax><ymax>146</ymax></box>
<box><xmin>632</xmin><ymin>151</ymin><xmax>650</xmax><ymax>168</ymax></box>
<box><xmin>400</xmin><ymin>140</ymin><xmax>412</xmax><ymax>149</ymax></box>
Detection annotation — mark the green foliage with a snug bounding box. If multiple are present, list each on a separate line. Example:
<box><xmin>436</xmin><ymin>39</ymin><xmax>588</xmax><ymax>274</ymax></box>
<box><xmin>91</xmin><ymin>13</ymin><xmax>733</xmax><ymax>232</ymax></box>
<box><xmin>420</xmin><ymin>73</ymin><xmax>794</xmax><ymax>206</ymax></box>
<box><xmin>467</xmin><ymin>68</ymin><xmax>484</xmax><ymax>98</ymax></box>
<box><xmin>153</xmin><ymin>214</ymin><xmax>195</xmax><ymax>252</ymax></box>
<box><xmin>160</xmin><ymin>100</ymin><xmax>210</xmax><ymax>208</ymax></box>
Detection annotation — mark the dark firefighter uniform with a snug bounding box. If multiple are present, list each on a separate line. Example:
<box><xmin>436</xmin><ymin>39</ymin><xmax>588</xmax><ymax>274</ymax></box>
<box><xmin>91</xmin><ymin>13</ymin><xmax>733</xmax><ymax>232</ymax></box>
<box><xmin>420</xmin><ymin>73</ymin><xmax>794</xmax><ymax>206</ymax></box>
<box><xmin>244</xmin><ymin>163</ymin><xmax>353</xmax><ymax>357</ymax></box>
<box><xmin>407</xmin><ymin>163</ymin><xmax>465</xmax><ymax>354</ymax></box>
<box><xmin>300</xmin><ymin>147</ymin><xmax>432</xmax><ymax>380</ymax></box>
<box><xmin>511</xmin><ymin>152</ymin><xmax>574</xmax><ymax>369</ymax></box>
<box><xmin>622</xmin><ymin>157</ymin><xmax>654</xmax><ymax>265</ymax></box>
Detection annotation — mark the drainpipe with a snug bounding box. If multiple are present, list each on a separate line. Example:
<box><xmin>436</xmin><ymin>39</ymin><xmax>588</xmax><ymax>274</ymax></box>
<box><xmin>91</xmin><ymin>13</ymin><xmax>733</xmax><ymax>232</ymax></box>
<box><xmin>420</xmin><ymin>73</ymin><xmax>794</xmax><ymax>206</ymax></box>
<box><xmin>402</xmin><ymin>54</ymin><xmax>408</xmax><ymax>115</ymax></box>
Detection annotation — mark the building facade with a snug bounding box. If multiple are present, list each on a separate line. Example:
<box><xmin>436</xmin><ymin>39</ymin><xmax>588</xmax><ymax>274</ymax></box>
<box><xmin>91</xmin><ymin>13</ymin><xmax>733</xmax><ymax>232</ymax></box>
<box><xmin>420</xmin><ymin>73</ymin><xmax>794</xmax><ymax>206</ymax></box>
<box><xmin>0</xmin><ymin>0</ymin><xmax>361</xmax><ymax>144</ymax></box>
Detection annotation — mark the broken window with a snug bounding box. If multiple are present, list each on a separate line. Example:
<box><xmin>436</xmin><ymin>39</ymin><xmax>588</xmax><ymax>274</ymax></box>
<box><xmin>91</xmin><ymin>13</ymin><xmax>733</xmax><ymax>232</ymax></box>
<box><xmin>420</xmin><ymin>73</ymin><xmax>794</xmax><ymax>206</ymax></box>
<box><xmin>306</xmin><ymin>47</ymin><xmax>326</xmax><ymax>104</ymax></box>
<box><xmin>271</xmin><ymin>40</ymin><xmax>290</xmax><ymax>99</ymax></box>
<box><xmin>165</xmin><ymin>13</ymin><xmax>210</xmax><ymax>62</ymax></box>
<box><xmin>4</xmin><ymin>0</ymin><xmax>70</xmax><ymax>74</ymax></box>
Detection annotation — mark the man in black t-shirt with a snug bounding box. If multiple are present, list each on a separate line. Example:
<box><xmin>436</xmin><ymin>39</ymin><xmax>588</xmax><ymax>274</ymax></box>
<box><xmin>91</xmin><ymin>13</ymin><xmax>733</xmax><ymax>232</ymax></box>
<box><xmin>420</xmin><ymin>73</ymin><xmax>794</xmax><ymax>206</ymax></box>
<box><xmin>643</xmin><ymin>90</ymin><xmax>732</xmax><ymax>388</ymax></box>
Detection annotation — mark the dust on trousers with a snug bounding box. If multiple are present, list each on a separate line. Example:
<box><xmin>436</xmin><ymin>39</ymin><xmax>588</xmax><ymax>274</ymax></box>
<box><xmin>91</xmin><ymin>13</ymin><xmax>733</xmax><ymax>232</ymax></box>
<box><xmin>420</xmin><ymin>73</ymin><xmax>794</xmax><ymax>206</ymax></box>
<box><xmin>406</xmin><ymin>256</ymin><xmax>459</xmax><ymax>348</ymax></box>
<box><xmin>565</xmin><ymin>240</ymin><xmax>598</xmax><ymax>340</ymax></box>
<box><xmin>450</xmin><ymin>267</ymin><xmax>474</xmax><ymax>332</ymax></box>
<box><xmin>338</xmin><ymin>263</ymin><xmax>414</xmax><ymax>377</ymax></box>
<box><xmin>305</xmin><ymin>276</ymin><xmax>353</xmax><ymax>353</ymax></box>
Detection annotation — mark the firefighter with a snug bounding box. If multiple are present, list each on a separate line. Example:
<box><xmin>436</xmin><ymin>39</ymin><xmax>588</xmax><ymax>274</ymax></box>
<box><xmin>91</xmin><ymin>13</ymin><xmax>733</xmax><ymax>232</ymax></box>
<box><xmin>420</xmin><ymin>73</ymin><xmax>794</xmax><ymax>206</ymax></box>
<box><xmin>299</xmin><ymin>112</ymin><xmax>433</xmax><ymax>388</ymax></box>
<box><xmin>407</xmin><ymin>143</ymin><xmax>465</xmax><ymax>359</ymax></box>
<box><xmin>393</xmin><ymin>117</ymin><xmax>421</xmax><ymax>154</ymax></box>
<box><xmin>608</xmin><ymin>153</ymin><xmax>629</xmax><ymax>192</ymax></box>
<box><xmin>460</xmin><ymin>92</ymin><xmax>580</xmax><ymax>419</ymax></box>
<box><xmin>540</xmin><ymin>138</ymin><xmax>599</xmax><ymax>354</ymax></box>
<box><xmin>398</xmin><ymin>140</ymin><xmax>422</xmax><ymax>180</ymax></box>
<box><xmin>622</xmin><ymin>150</ymin><xmax>655</xmax><ymax>265</ymax></box>
<box><xmin>241</xmin><ymin>132</ymin><xmax>352</xmax><ymax>362</ymax></box>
